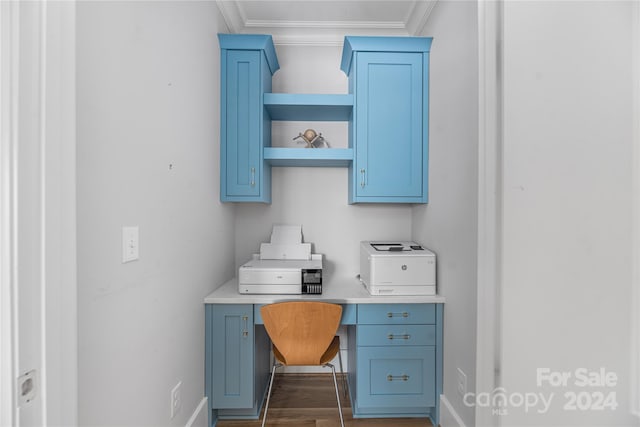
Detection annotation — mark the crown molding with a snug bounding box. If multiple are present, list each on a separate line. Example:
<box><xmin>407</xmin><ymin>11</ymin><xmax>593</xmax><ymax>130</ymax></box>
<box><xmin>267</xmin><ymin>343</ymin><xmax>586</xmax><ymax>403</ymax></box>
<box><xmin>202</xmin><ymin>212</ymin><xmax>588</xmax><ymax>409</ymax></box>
<box><xmin>272</xmin><ymin>35</ymin><xmax>344</xmax><ymax>47</ymax></box>
<box><xmin>406</xmin><ymin>0</ymin><xmax>438</xmax><ymax>36</ymax></box>
<box><xmin>216</xmin><ymin>0</ymin><xmax>437</xmax><ymax>45</ymax></box>
<box><xmin>215</xmin><ymin>0</ymin><xmax>246</xmax><ymax>33</ymax></box>
<box><xmin>244</xmin><ymin>19</ymin><xmax>407</xmax><ymax>31</ymax></box>
<box><xmin>248</xmin><ymin>19</ymin><xmax>410</xmax><ymax>46</ymax></box>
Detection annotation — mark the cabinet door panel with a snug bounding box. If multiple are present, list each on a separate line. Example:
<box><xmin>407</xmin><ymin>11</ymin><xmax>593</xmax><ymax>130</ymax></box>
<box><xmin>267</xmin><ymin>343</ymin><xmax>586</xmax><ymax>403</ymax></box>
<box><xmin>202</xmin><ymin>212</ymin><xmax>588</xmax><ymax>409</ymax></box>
<box><xmin>356</xmin><ymin>346</ymin><xmax>436</xmax><ymax>409</ymax></box>
<box><xmin>355</xmin><ymin>52</ymin><xmax>423</xmax><ymax>199</ymax></box>
<box><xmin>224</xmin><ymin>50</ymin><xmax>261</xmax><ymax>198</ymax></box>
<box><xmin>211</xmin><ymin>305</ymin><xmax>254</xmax><ymax>408</ymax></box>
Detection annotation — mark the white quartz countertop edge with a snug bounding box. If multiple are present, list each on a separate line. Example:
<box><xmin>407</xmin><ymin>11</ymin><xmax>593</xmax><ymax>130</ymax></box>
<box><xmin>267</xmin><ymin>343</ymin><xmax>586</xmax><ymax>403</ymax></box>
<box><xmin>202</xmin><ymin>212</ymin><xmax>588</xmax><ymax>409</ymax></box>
<box><xmin>204</xmin><ymin>277</ymin><xmax>446</xmax><ymax>304</ymax></box>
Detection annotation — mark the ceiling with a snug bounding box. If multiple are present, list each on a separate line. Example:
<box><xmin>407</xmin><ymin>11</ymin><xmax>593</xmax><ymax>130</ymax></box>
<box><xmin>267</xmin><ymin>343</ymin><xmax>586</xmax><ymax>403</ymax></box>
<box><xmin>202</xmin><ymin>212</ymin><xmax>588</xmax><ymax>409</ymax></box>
<box><xmin>215</xmin><ymin>0</ymin><xmax>438</xmax><ymax>46</ymax></box>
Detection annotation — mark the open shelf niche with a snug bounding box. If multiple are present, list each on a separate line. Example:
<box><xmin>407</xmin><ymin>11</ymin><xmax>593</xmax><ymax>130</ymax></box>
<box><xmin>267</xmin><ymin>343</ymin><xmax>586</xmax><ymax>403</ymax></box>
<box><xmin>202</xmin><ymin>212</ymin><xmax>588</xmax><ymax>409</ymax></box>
<box><xmin>263</xmin><ymin>93</ymin><xmax>354</xmax><ymax>167</ymax></box>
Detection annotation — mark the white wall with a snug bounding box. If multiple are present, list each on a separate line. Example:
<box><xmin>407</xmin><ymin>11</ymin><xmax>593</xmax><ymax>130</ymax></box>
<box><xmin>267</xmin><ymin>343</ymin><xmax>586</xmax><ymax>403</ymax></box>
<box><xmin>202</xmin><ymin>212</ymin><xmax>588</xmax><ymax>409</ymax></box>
<box><xmin>498</xmin><ymin>2</ymin><xmax>638</xmax><ymax>425</ymax></box>
<box><xmin>77</xmin><ymin>2</ymin><xmax>233</xmax><ymax>425</ymax></box>
<box><xmin>234</xmin><ymin>45</ymin><xmax>414</xmax><ymax>278</ymax></box>
<box><xmin>412</xmin><ymin>1</ymin><xmax>479</xmax><ymax>426</ymax></box>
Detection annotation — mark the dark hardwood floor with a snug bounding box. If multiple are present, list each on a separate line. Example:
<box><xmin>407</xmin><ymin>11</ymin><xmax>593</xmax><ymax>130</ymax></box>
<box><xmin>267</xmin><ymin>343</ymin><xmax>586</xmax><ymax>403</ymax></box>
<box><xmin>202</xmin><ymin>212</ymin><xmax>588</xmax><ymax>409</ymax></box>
<box><xmin>216</xmin><ymin>374</ymin><xmax>434</xmax><ymax>427</ymax></box>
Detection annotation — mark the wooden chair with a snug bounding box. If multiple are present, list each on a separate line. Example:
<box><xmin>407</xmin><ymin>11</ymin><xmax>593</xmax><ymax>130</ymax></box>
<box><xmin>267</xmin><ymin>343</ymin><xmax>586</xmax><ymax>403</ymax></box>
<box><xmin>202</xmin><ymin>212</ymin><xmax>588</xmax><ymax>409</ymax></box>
<box><xmin>260</xmin><ymin>301</ymin><xmax>345</xmax><ymax>427</ymax></box>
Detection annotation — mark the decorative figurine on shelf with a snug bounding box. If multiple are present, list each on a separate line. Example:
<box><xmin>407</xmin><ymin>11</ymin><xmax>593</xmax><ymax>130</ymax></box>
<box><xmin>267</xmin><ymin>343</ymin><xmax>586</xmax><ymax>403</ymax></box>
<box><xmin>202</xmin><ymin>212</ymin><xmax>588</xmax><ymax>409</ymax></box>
<box><xmin>293</xmin><ymin>128</ymin><xmax>330</xmax><ymax>148</ymax></box>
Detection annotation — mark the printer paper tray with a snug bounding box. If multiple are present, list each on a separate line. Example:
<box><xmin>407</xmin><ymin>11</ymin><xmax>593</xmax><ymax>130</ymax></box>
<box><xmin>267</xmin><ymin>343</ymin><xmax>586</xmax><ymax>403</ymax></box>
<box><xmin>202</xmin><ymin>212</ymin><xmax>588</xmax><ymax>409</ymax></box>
<box><xmin>238</xmin><ymin>284</ymin><xmax>302</xmax><ymax>295</ymax></box>
<box><xmin>364</xmin><ymin>283</ymin><xmax>436</xmax><ymax>296</ymax></box>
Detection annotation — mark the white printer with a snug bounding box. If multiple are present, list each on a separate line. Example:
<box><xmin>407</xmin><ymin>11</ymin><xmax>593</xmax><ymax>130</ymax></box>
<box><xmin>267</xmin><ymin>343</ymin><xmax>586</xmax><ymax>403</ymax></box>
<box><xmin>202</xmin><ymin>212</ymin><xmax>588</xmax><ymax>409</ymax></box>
<box><xmin>359</xmin><ymin>241</ymin><xmax>436</xmax><ymax>296</ymax></box>
<box><xmin>238</xmin><ymin>225</ymin><xmax>323</xmax><ymax>295</ymax></box>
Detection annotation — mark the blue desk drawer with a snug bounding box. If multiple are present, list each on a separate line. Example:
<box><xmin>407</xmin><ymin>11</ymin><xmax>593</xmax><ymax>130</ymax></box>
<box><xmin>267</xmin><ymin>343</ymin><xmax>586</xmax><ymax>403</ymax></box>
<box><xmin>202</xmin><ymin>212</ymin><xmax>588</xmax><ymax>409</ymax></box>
<box><xmin>356</xmin><ymin>346</ymin><xmax>436</xmax><ymax>409</ymax></box>
<box><xmin>254</xmin><ymin>303</ymin><xmax>356</xmax><ymax>325</ymax></box>
<box><xmin>358</xmin><ymin>304</ymin><xmax>435</xmax><ymax>325</ymax></box>
<box><xmin>357</xmin><ymin>324</ymin><xmax>435</xmax><ymax>347</ymax></box>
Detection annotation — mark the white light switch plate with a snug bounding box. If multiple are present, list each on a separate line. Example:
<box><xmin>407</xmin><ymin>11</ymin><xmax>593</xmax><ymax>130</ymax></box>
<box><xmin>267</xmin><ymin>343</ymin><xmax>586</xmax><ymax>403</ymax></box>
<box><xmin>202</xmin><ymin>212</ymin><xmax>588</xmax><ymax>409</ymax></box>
<box><xmin>122</xmin><ymin>226</ymin><xmax>139</xmax><ymax>263</ymax></box>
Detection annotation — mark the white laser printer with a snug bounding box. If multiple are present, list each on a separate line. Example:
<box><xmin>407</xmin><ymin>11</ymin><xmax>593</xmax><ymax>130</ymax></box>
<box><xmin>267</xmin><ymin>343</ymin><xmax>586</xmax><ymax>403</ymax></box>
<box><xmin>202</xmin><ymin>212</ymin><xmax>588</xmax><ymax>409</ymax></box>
<box><xmin>360</xmin><ymin>241</ymin><xmax>436</xmax><ymax>296</ymax></box>
<box><xmin>238</xmin><ymin>225</ymin><xmax>323</xmax><ymax>295</ymax></box>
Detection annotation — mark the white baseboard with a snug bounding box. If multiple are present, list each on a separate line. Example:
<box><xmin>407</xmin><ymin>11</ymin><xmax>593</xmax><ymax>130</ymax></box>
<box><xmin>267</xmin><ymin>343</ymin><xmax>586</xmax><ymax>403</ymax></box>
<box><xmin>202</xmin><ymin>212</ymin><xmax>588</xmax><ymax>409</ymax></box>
<box><xmin>439</xmin><ymin>394</ymin><xmax>466</xmax><ymax>427</ymax></box>
<box><xmin>185</xmin><ymin>397</ymin><xmax>208</xmax><ymax>427</ymax></box>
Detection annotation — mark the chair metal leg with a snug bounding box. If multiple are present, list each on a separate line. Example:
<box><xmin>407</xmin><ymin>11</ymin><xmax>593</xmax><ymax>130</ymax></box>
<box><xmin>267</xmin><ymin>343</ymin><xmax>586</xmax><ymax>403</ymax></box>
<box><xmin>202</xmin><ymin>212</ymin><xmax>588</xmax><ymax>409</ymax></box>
<box><xmin>337</xmin><ymin>346</ymin><xmax>348</xmax><ymax>398</ymax></box>
<box><xmin>261</xmin><ymin>363</ymin><xmax>280</xmax><ymax>427</ymax></box>
<box><xmin>327</xmin><ymin>363</ymin><xmax>345</xmax><ymax>427</ymax></box>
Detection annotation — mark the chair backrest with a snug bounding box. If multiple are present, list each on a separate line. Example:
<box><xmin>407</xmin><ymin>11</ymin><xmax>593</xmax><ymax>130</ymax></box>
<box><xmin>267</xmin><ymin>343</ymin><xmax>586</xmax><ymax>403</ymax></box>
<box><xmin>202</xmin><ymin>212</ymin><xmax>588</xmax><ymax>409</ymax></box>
<box><xmin>260</xmin><ymin>301</ymin><xmax>342</xmax><ymax>366</ymax></box>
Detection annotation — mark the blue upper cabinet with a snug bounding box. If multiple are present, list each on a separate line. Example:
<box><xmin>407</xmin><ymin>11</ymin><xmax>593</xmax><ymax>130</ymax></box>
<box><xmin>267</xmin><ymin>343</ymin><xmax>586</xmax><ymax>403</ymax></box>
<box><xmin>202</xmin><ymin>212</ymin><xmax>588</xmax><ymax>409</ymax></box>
<box><xmin>218</xmin><ymin>34</ymin><xmax>432</xmax><ymax>204</ymax></box>
<box><xmin>219</xmin><ymin>34</ymin><xmax>279</xmax><ymax>203</ymax></box>
<box><xmin>341</xmin><ymin>36</ymin><xmax>432</xmax><ymax>204</ymax></box>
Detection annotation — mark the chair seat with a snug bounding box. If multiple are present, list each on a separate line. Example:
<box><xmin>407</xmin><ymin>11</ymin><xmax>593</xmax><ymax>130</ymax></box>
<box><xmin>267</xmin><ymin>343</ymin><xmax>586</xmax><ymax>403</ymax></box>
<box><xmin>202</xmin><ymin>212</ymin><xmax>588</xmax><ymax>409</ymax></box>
<box><xmin>273</xmin><ymin>336</ymin><xmax>340</xmax><ymax>366</ymax></box>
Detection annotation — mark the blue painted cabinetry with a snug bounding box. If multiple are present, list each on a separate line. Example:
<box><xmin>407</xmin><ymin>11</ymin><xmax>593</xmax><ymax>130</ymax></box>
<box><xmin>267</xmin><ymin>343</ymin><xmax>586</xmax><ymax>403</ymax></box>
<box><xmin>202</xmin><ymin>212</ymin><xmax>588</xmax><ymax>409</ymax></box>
<box><xmin>341</xmin><ymin>37</ymin><xmax>432</xmax><ymax>203</ymax></box>
<box><xmin>206</xmin><ymin>301</ymin><xmax>442</xmax><ymax>426</ymax></box>
<box><xmin>218</xmin><ymin>34</ymin><xmax>432</xmax><ymax>204</ymax></box>
<box><xmin>348</xmin><ymin>304</ymin><xmax>441</xmax><ymax>421</ymax></box>
<box><xmin>219</xmin><ymin>34</ymin><xmax>279</xmax><ymax>202</ymax></box>
<box><xmin>205</xmin><ymin>304</ymin><xmax>270</xmax><ymax>423</ymax></box>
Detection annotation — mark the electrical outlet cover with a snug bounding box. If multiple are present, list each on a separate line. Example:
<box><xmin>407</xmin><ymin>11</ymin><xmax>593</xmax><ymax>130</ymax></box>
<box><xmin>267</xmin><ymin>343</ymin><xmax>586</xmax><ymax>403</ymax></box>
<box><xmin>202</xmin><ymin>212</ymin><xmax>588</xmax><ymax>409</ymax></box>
<box><xmin>170</xmin><ymin>381</ymin><xmax>182</xmax><ymax>419</ymax></box>
<box><xmin>457</xmin><ymin>368</ymin><xmax>467</xmax><ymax>396</ymax></box>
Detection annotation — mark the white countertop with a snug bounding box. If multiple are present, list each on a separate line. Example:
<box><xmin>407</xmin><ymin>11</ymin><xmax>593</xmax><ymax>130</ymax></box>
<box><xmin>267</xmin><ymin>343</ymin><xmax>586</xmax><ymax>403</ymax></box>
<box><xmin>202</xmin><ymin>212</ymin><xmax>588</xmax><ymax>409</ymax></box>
<box><xmin>204</xmin><ymin>276</ymin><xmax>446</xmax><ymax>304</ymax></box>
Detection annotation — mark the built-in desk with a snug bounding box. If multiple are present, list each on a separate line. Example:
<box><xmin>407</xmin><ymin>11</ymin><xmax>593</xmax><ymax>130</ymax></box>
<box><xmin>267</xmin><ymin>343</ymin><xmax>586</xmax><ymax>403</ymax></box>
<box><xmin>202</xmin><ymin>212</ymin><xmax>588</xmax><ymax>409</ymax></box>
<box><xmin>204</xmin><ymin>276</ymin><xmax>444</xmax><ymax>427</ymax></box>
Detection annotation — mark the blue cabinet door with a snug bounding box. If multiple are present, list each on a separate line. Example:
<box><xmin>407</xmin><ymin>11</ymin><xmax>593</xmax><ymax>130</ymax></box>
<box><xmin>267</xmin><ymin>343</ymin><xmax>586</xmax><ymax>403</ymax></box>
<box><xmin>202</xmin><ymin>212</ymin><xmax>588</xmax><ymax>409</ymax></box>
<box><xmin>352</xmin><ymin>303</ymin><xmax>441</xmax><ymax>422</ymax></box>
<box><xmin>352</xmin><ymin>51</ymin><xmax>427</xmax><ymax>203</ymax></box>
<box><xmin>356</xmin><ymin>346</ymin><xmax>436</xmax><ymax>411</ymax></box>
<box><xmin>222</xmin><ymin>50</ymin><xmax>263</xmax><ymax>200</ymax></box>
<box><xmin>219</xmin><ymin>34</ymin><xmax>277</xmax><ymax>203</ymax></box>
<box><xmin>210</xmin><ymin>304</ymin><xmax>254</xmax><ymax>408</ymax></box>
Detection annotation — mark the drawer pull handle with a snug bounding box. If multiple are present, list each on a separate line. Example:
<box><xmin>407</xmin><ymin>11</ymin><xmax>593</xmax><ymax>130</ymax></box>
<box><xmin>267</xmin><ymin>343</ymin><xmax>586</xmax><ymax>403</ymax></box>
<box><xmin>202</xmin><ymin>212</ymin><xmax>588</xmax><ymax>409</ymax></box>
<box><xmin>360</xmin><ymin>168</ymin><xmax>366</xmax><ymax>188</ymax></box>
<box><xmin>387</xmin><ymin>312</ymin><xmax>409</xmax><ymax>318</ymax></box>
<box><xmin>250</xmin><ymin>167</ymin><xmax>256</xmax><ymax>187</ymax></box>
<box><xmin>387</xmin><ymin>374</ymin><xmax>410</xmax><ymax>382</ymax></box>
<box><xmin>387</xmin><ymin>334</ymin><xmax>411</xmax><ymax>340</ymax></box>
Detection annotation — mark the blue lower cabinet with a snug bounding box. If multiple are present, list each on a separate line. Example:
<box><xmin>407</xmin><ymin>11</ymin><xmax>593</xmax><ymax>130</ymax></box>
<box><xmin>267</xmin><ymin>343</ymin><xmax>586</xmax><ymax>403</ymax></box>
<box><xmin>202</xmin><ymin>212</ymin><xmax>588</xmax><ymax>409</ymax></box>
<box><xmin>205</xmin><ymin>301</ymin><xmax>442</xmax><ymax>426</ymax></box>
<box><xmin>351</xmin><ymin>303</ymin><xmax>442</xmax><ymax>424</ymax></box>
<box><xmin>207</xmin><ymin>304</ymin><xmax>270</xmax><ymax>424</ymax></box>
<box><xmin>356</xmin><ymin>346</ymin><xmax>436</xmax><ymax>411</ymax></box>
<box><xmin>210</xmin><ymin>305</ymin><xmax>254</xmax><ymax>408</ymax></box>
